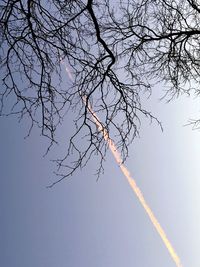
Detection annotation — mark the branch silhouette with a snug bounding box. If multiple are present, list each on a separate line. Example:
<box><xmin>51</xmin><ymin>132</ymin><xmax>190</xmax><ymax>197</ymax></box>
<box><xmin>1</xmin><ymin>0</ymin><xmax>199</xmax><ymax>183</ymax></box>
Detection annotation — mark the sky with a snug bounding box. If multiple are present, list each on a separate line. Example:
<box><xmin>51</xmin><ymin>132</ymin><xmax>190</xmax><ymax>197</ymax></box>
<box><xmin>1</xmin><ymin>81</ymin><xmax>200</xmax><ymax>267</ymax></box>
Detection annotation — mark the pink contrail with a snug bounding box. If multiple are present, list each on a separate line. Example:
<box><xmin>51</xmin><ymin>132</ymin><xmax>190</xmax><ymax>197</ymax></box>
<box><xmin>63</xmin><ymin>62</ymin><xmax>183</xmax><ymax>267</ymax></box>
<box><xmin>86</xmin><ymin>101</ymin><xmax>183</xmax><ymax>267</ymax></box>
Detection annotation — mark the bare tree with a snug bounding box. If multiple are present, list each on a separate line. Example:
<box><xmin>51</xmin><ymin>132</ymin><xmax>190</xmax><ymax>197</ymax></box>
<box><xmin>1</xmin><ymin>0</ymin><xmax>199</xmax><ymax>185</ymax></box>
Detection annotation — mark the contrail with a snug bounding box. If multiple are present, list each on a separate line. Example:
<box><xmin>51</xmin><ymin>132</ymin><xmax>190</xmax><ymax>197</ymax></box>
<box><xmin>60</xmin><ymin>58</ymin><xmax>74</xmax><ymax>81</ymax></box>
<box><xmin>85</xmin><ymin>102</ymin><xmax>183</xmax><ymax>267</ymax></box>
<box><xmin>63</xmin><ymin>63</ymin><xmax>183</xmax><ymax>267</ymax></box>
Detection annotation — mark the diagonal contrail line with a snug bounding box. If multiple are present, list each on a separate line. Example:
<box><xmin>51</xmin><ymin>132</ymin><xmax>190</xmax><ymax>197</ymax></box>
<box><xmin>63</xmin><ymin>62</ymin><xmax>183</xmax><ymax>267</ymax></box>
<box><xmin>85</xmin><ymin>98</ymin><xmax>183</xmax><ymax>267</ymax></box>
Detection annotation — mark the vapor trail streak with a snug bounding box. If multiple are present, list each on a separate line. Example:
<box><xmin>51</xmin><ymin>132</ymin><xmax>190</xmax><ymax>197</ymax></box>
<box><xmin>86</xmin><ymin>101</ymin><xmax>183</xmax><ymax>267</ymax></box>
<box><xmin>63</xmin><ymin>63</ymin><xmax>183</xmax><ymax>267</ymax></box>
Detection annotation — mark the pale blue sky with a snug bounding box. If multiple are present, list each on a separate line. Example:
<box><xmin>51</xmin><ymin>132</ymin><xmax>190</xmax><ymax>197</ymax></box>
<box><xmin>1</xmin><ymin>87</ymin><xmax>200</xmax><ymax>267</ymax></box>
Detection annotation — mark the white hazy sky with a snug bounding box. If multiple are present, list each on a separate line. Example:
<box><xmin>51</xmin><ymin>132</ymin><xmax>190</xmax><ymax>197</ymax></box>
<box><xmin>1</xmin><ymin>85</ymin><xmax>200</xmax><ymax>267</ymax></box>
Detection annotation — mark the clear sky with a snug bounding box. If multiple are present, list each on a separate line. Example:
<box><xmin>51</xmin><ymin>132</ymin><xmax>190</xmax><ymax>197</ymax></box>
<box><xmin>1</xmin><ymin>84</ymin><xmax>200</xmax><ymax>267</ymax></box>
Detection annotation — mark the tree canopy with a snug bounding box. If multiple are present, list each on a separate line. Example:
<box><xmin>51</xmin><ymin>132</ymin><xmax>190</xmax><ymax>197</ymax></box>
<box><xmin>1</xmin><ymin>0</ymin><xmax>200</xmax><ymax>184</ymax></box>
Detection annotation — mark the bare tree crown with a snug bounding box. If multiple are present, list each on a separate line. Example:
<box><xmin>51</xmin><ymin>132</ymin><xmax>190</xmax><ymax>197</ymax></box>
<box><xmin>1</xmin><ymin>0</ymin><xmax>200</xmax><ymax>185</ymax></box>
